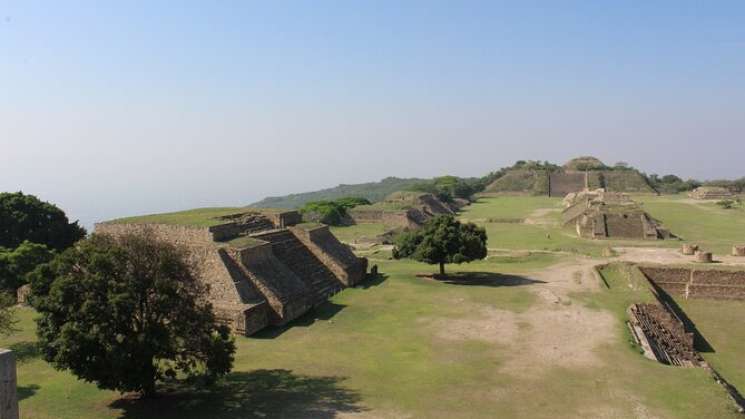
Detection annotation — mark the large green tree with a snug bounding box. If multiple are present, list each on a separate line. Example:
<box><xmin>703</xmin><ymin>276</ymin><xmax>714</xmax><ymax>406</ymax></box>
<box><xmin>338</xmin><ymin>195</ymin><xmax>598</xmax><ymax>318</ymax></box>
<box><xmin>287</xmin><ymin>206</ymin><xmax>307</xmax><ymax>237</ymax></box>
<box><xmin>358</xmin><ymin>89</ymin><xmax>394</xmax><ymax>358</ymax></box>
<box><xmin>30</xmin><ymin>231</ymin><xmax>235</xmax><ymax>396</ymax></box>
<box><xmin>0</xmin><ymin>192</ymin><xmax>86</xmax><ymax>251</ymax></box>
<box><xmin>393</xmin><ymin>215</ymin><xmax>487</xmax><ymax>275</ymax></box>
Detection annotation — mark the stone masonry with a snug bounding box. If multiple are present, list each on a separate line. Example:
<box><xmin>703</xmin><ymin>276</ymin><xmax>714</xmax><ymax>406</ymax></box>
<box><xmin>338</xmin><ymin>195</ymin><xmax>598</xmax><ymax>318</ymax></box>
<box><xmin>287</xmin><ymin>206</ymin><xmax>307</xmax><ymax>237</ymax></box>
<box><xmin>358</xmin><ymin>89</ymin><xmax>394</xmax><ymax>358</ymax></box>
<box><xmin>96</xmin><ymin>210</ymin><xmax>367</xmax><ymax>336</ymax></box>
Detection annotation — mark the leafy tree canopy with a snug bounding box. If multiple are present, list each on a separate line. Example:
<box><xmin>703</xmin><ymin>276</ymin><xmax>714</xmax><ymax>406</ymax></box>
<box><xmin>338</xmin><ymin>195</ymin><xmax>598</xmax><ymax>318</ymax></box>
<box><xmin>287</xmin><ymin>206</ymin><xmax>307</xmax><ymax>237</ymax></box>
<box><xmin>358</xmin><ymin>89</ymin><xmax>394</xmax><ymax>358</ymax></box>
<box><xmin>393</xmin><ymin>215</ymin><xmax>487</xmax><ymax>275</ymax></box>
<box><xmin>30</xmin><ymin>231</ymin><xmax>235</xmax><ymax>396</ymax></box>
<box><xmin>300</xmin><ymin>197</ymin><xmax>370</xmax><ymax>226</ymax></box>
<box><xmin>0</xmin><ymin>240</ymin><xmax>55</xmax><ymax>292</ymax></box>
<box><xmin>0</xmin><ymin>192</ymin><xmax>86</xmax><ymax>251</ymax></box>
<box><xmin>0</xmin><ymin>292</ymin><xmax>18</xmax><ymax>336</ymax></box>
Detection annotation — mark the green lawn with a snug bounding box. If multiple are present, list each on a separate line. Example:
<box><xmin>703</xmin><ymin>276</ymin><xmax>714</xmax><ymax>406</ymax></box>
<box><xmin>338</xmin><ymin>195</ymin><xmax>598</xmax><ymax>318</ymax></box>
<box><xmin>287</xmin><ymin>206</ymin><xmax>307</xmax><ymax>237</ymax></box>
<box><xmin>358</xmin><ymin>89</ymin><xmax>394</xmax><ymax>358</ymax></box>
<box><xmin>459</xmin><ymin>196</ymin><xmax>678</xmax><ymax>256</ymax></box>
<box><xmin>677</xmin><ymin>298</ymin><xmax>745</xmax><ymax>393</ymax></box>
<box><xmin>106</xmin><ymin>207</ymin><xmax>247</xmax><ymax>227</ymax></box>
<box><xmin>635</xmin><ymin>195</ymin><xmax>745</xmax><ymax>254</ymax></box>
<box><xmin>3</xmin><ymin>256</ymin><xmax>742</xmax><ymax>418</ymax></box>
<box><xmin>329</xmin><ymin>223</ymin><xmax>387</xmax><ymax>242</ymax></box>
<box><xmin>6</xmin><ymin>195</ymin><xmax>745</xmax><ymax>418</ymax></box>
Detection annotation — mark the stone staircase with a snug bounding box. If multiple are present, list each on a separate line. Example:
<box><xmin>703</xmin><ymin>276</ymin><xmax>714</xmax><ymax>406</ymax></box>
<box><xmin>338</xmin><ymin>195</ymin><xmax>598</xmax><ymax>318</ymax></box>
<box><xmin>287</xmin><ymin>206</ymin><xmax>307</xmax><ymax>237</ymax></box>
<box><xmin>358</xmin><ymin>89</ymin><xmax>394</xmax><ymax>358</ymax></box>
<box><xmin>252</xmin><ymin>229</ymin><xmax>343</xmax><ymax>305</ymax></box>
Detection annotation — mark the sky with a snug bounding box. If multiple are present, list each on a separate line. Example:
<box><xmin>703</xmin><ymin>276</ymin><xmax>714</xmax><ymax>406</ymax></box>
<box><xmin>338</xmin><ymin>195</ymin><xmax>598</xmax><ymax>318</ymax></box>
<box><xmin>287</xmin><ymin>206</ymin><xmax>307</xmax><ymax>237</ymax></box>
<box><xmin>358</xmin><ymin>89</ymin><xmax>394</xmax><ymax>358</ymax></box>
<box><xmin>2</xmin><ymin>1</ymin><xmax>745</xmax><ymax>229</ymax></box>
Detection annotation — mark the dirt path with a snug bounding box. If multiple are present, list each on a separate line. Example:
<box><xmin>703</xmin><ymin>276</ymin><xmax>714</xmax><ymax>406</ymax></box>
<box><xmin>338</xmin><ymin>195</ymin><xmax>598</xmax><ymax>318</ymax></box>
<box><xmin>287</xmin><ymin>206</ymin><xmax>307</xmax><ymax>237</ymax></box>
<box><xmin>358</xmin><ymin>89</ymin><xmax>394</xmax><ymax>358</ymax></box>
<box><xmin>523</xmin><ymin>208</ymin><xmax>560</xmax><ymax>226</ymax></box>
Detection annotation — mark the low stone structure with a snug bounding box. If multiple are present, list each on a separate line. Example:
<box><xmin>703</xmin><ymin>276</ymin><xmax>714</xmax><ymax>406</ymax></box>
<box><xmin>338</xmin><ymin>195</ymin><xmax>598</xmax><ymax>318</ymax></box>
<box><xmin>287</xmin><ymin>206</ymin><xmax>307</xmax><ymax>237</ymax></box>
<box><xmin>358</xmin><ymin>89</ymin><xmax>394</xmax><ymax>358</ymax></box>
<box><xmin>640</xmin><ymin>266</ymin><xmax>745</xmax><ymax>300</ymax></box>
<box><xmin>0</xmin><ymin>349</ymin><xmax>18</xmax><ymax>419</ymax></box>
<box><xmin>96</xmin><ymin>209</ymin><xmax>367</xmax><ymax>336</ymax></box>
<box><xmin>688</xmin><ymin>186</ymin><xmax>734</xmax><ymax>200</ymax></box>
<box><xmin>696</xmin><ymin>251</ymin><xmax>714</xmax><ymax>264</ymax></box>
<box><xmin>563</xmin><ymin>193</ymin><xmax>670</xmax><ymax>240</ymax></box>
<box><xmin>732</xmin><ymin>245</ymin><xmax>745</xmax><ymax>257</ymax></box>
<box><xmin>682</xmin><ymin>244</ymin><xmax>699</xmax><ymax>255</ymax></box>
<box><xmin>15</xmin><ymin>284</ymin><xmax>31</xmax><ymax>305</ymax></box>
<box><xmin>348</xmin><ymin>192</ymin><xmax>454</xmax><ymax>229</ymax></box>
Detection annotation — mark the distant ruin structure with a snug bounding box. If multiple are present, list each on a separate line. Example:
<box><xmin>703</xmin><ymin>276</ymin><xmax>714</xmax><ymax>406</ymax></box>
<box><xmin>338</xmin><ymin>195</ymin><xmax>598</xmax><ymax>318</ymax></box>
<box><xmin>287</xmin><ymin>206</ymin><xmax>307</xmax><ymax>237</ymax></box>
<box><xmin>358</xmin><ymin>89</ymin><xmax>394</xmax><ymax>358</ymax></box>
<box><xmin>688</xmin><ymin>186</ymin><xmax>734</xmax><ymax>200</ymax></box>
<box><xmin>96</xmin><ymin>209</ymin><xmax>367</xmax><ymax>336</ymax></box>
<box><xmin>562</xmin><ymin>191</ymin><xmax>670</xmax><ymax>240</ymax></box>
<box><xmin>484</xmin><ymin>156</ymin><xmax>657</xmax><ymax>197</ymax></box>
<box><xmin>348</xmin><ymin>191</ymin><xmax>456</xmax><ymax>229</ymax></box>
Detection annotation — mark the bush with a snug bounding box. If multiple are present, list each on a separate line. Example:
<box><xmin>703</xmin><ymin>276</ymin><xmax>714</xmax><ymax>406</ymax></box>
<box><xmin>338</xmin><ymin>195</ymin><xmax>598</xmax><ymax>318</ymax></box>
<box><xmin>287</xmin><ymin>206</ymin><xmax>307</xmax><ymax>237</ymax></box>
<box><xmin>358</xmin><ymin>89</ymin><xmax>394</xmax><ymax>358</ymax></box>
<box><xmin>716</xmin><ymin>199</ymin><xmax>739</xmax><ymax>210</ymax></box>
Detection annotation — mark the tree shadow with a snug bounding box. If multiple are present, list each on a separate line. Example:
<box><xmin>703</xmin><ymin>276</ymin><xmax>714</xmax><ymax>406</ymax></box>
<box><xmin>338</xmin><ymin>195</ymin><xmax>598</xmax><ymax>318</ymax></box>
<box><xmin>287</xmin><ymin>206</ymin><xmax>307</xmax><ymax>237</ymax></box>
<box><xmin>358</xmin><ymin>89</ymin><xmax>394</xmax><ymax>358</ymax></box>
<box><xmin>418</xmin><ymin>271</ymin><xmax>546</xmax><ymax>287</ymax></box>
<box><xmin>109</xmin><ymin>369</ymin><xmax>366</xmax><ymax>419</ymax></box>
<box><xmin>8</xmin><ymin>341</ymin><xmax>40</xmax><ymax>363</ymax></box>
<box><xmin>17</xmin><ymin>384</ymin><xmax>40</xmax><ymax>401</ymax></box>
<box><xmin>251</xmin><ymin>302</ymin><xmax>346</xmax><ymax>339</ymax></box>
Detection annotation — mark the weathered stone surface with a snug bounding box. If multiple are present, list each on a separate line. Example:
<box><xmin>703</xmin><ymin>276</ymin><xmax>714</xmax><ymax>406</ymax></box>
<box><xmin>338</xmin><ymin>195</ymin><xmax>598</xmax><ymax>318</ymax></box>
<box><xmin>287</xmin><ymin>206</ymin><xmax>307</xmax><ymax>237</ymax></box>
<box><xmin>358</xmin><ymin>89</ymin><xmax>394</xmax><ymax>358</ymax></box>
<box><xmin>96</xmin><ymin>212</ymin><xmax>365</xmax><ymax>336</ymax></box>
<box><xmin>682</xmin><ymin>244</ymin><xmax>698</xmax><ymax>255</ymax></box>
<box><xmin>696</xmin><ymin>251</ymin><xmax>714</xmax><ymax>263</ymax></box>
<box><xmin>0</xmin><ymin>349</ymin><xmax>18</xmax><ymax>419</ymax></box>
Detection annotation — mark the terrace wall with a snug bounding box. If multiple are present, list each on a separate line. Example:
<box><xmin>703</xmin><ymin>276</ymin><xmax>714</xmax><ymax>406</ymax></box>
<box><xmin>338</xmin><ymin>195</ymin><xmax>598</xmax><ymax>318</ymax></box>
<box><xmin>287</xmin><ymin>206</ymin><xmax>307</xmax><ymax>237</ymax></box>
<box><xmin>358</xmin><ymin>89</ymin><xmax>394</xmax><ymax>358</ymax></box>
<box><xmin>548</xmin><ymin>172</ymin><xmax>587</xmax><ymax>197</ymax></box>
<box><xmin>289</xmin><ymin>225</ymin><xmax>368</xmax><ymax>287</ymax></box>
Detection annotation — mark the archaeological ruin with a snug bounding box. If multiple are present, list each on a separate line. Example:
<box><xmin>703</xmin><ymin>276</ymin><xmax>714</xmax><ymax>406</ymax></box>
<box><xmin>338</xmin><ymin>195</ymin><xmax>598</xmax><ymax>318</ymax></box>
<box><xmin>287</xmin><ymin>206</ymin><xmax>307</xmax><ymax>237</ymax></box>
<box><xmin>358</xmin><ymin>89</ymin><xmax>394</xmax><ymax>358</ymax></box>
<box><xmin>483</xmin><ymin>156</ymin><xmax>657</xmax><ymax>197</ymax></box>
<box><xmin>348</xmin><ymin>191</ymin><xmax>457</xmax><ymax>229</ymax></box>
<box><xmin>622</xmin><ymin>264</ymin><xmax>745</xmax><ymax>411</ymax></box>
<box><xmin>562</xmin><ymin>190</ymin><xmax>670</xmax><ymax>240</ymax></box>
<box><xmin>688</xmin><ymin>186</ymin><xmax>735</xmax><ymax>200</ymax></box>
<box><xmin>96</xmin><ymin>209</ymin><xmax>368</xmax><ymax>336</ymax></box>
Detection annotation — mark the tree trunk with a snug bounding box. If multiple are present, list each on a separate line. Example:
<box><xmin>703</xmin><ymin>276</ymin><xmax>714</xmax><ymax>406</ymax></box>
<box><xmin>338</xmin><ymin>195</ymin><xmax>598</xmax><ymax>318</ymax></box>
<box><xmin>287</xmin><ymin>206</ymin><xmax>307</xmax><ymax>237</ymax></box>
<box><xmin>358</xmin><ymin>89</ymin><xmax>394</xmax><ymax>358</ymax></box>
<box><xmin>439</xmin><ymin>262</ymin><xmax>445</xmax><ymax>276</ymax></box>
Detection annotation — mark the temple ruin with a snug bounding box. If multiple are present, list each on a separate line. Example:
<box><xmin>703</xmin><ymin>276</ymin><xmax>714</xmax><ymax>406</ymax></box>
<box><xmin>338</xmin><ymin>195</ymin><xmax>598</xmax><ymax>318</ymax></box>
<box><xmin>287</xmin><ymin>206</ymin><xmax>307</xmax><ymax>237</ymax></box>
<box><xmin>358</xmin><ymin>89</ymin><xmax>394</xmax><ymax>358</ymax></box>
<box><xmin>484</xmin><ymin>157</ymin><xmax>657</xmax><ymax>197</ymax></box>
<box><xmin>562</xmin><ymin>190</ymin><xmax>670</xmax><ymax>240</ymax></box>
<box><xmin>688</xmin><ymin>186</ymin><xmax>734</xmax><ymax>200</ymax></box>
<box><xmin>96</xmin><ymin>209</ymin><xmax>368</xmax><ymax>336</ymax></box>
<box><xmin>348</xmin><ymin>191</ymin><xmax>457</xmax><ymax>229</ymax></box>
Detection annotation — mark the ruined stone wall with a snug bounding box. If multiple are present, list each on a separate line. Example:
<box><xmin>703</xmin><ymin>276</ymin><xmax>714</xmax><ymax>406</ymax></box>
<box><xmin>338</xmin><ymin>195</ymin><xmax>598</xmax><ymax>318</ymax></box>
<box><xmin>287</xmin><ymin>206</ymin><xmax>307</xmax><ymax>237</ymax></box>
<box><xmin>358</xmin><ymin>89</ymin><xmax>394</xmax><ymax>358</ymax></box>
<box><xmin>96</xmin><ymin>223</ymin><xmax>250</xmax><ymax>306</ymax></box>
<box><xmin>96</xmin><ymin>222</ymin><xmax>215</xmax><ymax>245</ymax></box>
<box><xmin>548</xmin><ymin>172</ymin><xmax>587</xmax><ymax>197</ymax></box>
<box><xmin>604</xmin><ymin>213</ymin><xmax>645</xmax><ymax>239</ymax></box>
<box><xmin>289</xmin><ymin>225</ymin><xmax>367</xmax><ymax>286</ymax></box>
<box><xmin>349</xmin><ymin>209</ymin><xmax>420</xmax><ymax>229</ymax></box>
<box><xmin>264</xmin><ymin>211</ymin><xmax>302</xmax><ymax>228</ymax></box>
<box><xmin>418</xmin><ymin>194</ymin><xmax>454</xmax><ymax>215</ymax></box>
<box><xmin>229</xmin><ymin>243</ymin><xmax>312</xmax><ymax>325</ymax></box>
<box><xmin>95</xmin><ymin>222</ymin><xmax>270</xmax><ymax>335</ymax></box>
<box><xmin>641</xmin><ymin>266</ymin><xmax>745</xmax><ymax>300</ymax></box>
<box><xmin>0</xmin><ymin>349</ymin><xmax>18</xmax><ymax>419</ymax></box>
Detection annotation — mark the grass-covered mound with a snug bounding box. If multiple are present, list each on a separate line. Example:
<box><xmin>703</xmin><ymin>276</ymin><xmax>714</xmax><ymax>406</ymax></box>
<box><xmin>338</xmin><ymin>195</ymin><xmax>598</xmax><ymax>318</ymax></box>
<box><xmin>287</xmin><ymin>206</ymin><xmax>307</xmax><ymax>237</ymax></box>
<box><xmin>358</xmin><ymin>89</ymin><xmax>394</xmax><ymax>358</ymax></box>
<box><xmin>105</xmin><ymin>207</ymin><xmax>289</xmax><ymax>228</ymax></box>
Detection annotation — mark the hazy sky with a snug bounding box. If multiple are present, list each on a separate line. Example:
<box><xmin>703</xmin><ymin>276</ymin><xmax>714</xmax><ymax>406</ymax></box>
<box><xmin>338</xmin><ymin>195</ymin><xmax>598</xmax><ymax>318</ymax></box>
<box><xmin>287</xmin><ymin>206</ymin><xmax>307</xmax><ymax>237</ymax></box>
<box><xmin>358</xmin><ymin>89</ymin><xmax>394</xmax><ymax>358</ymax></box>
<box><xmin>2</xmin><ymin>1</ymin><xmax>744</xmax><ymax>228</ymax></box>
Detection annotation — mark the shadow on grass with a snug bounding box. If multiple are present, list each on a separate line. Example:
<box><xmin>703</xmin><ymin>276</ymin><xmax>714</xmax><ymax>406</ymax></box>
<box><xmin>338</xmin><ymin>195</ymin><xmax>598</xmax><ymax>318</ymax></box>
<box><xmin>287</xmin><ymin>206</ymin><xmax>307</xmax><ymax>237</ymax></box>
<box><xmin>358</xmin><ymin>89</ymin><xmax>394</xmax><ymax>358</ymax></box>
<box><xmin>17</xmin><ymin>384</ymin><xmax>40</xmax><ymax>401</ymax></box>
<box><xmin>359</xmin><ymin>272</ymin><xmax>387</xmax><ymax>289</ymax></box>
<box><xmin>8</xmin><ymin>341</ymin><xmax>40</xmax><ymax>363</ymax></box>
<box><xmin>251</xmin><ymin>302</ymin><xmax>346</xmax><ymax>339</ymax></box>
<box><xmin>419</xmin><ymin>271</ymin><xmax>546</xmax><ymax>287</ymax></box>
<box><xmin>652</xmin><ymin>286</ymin><xmax>716</xmax><ymax>353</ymax></box>
<box><xmin>110</xmin><ymin>369</ymin><xmax>365</xmax><ymax>419</ymax></box>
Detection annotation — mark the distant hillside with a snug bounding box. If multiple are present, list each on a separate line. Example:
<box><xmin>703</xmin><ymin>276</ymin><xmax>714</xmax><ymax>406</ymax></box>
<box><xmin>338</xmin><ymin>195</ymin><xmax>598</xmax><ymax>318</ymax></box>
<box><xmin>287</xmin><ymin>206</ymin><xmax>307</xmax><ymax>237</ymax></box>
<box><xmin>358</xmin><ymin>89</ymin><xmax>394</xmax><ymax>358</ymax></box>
<box><xmin>251</xmin><ymin>177</ymin><xmax>429</xmax><ymax>209</ymax></box>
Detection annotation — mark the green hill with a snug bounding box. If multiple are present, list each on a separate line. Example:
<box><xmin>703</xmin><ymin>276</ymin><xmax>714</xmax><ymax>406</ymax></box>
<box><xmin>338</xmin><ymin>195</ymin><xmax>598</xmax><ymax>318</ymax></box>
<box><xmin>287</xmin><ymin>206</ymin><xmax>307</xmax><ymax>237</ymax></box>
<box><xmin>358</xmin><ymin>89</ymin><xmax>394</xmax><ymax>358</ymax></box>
<box><xmin>251</xmin><ymin>177</ymin><xmax>429</xmax><ymax>209</ymax></box>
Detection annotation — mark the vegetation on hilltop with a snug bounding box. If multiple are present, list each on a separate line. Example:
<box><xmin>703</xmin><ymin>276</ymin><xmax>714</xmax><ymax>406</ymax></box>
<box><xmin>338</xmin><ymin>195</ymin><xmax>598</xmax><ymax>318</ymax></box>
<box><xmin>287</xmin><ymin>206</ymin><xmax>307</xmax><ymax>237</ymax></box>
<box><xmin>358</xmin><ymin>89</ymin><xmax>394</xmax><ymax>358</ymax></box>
<box><xmin>299</xmin><ymin>197</ymin><xmax>371</xmax><ymax>226</ymax></box>
<box><xmin>252</xmin><ymin>177</ymin><xmax>428</xmax><ymax>209</ymax></box>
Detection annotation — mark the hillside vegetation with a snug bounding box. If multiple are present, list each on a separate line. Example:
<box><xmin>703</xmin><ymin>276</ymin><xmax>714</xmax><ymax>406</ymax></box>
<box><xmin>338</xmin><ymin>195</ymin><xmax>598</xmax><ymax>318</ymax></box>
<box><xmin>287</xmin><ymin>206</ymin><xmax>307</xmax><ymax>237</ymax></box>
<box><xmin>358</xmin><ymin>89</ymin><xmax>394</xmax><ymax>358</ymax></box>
<box><xmin>251</xmin><ymin>177</ymin><xmax>428</xmax><ymax>209</ymax></box>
